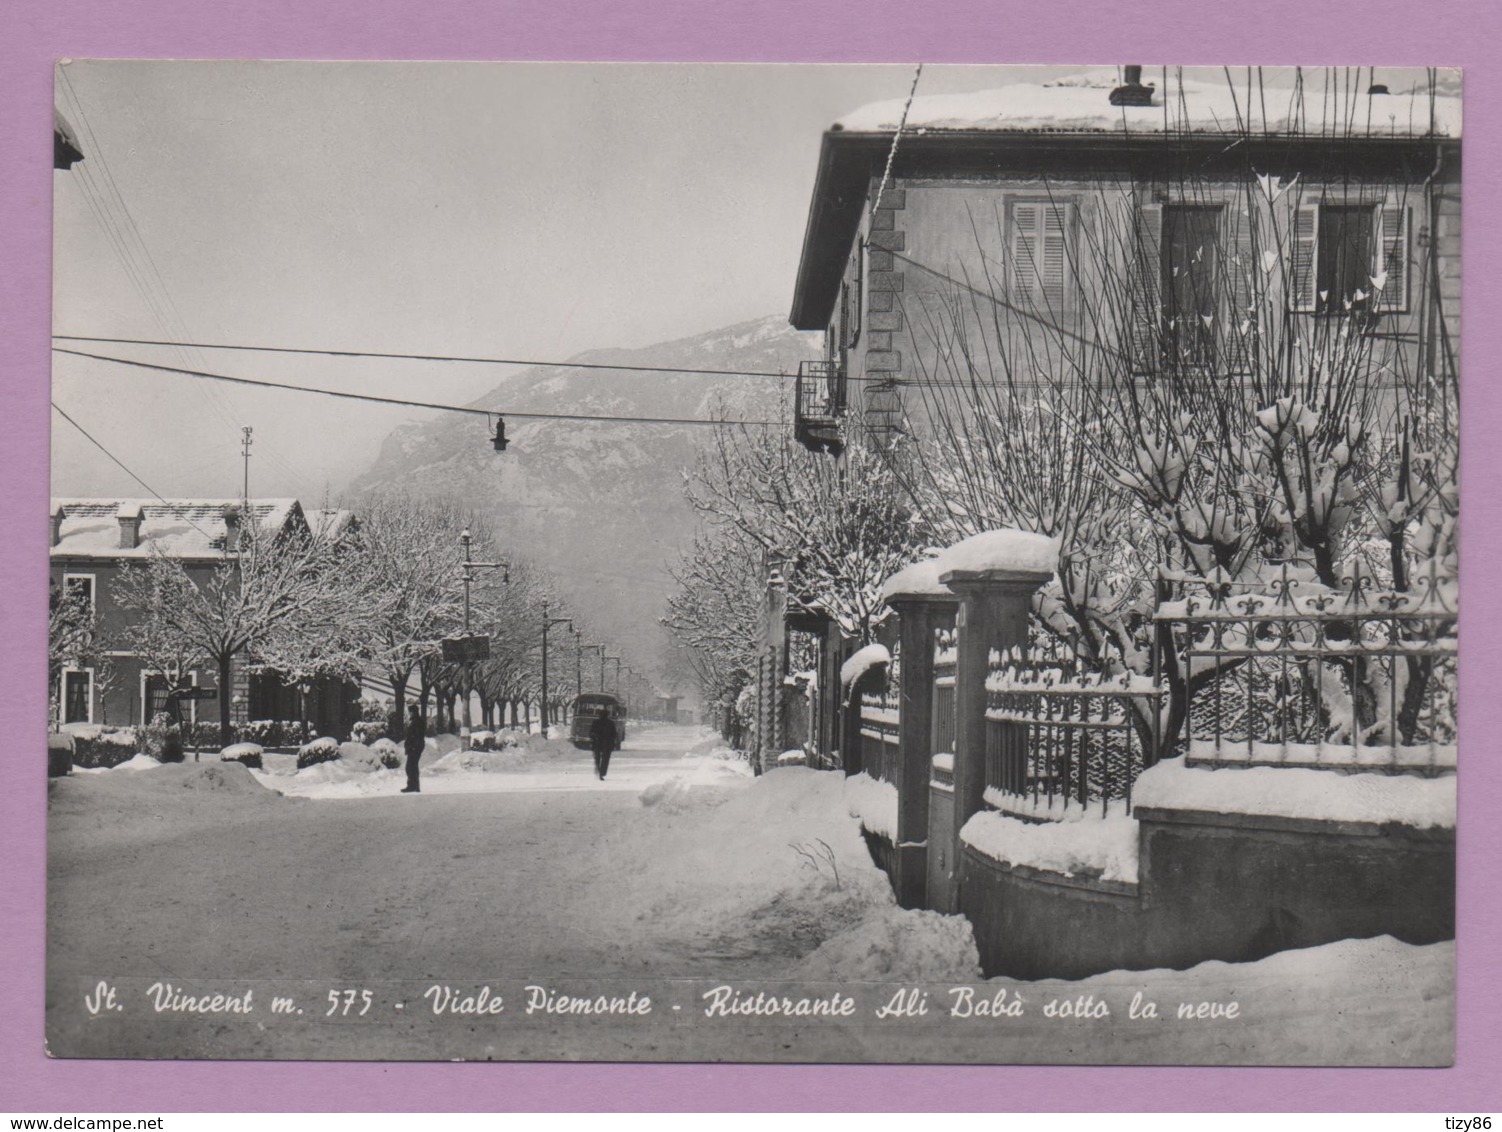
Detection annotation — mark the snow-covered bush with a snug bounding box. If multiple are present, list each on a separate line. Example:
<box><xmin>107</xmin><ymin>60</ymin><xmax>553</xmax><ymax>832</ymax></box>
<box><xmin>370</xmin><ymin>737</ymin><xmax>402</xmax><ymax>769</ymax></box>
<box><xmin>47</xmin><ymin>732</ymin><xmax>74</xmax><ymax>777</ymax></box>
<box><xmin>295</xmin><ymin>735</ymin><xmax>341</xmax><ymax>769</ymax></box>
<box><xmin>142</xmin><ymin>713</ymin><xmax>183</xmax><ymax>764</ymax></box>
<box><xmin>351</xmin><ymin>718</ymin><xmax>388</xmax><ymax>745</ymax></box>
<box><xmin>68</xmin><ymin>725</ymin><xmax>140</xmax><ymax>770</ymax></box>
<box><xmin>219</xmin><ymin>742</ymin><xmax>264</xmax><ymax>770</ymax></box>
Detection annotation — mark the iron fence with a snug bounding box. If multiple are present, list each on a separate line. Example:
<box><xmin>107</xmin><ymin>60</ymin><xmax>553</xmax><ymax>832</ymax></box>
<box><xmin>931</xmin><ymin>625</ymin><xmax>957</xmax><ymax>785</ymax></box>
<box><xmin>1154</xmin><ymin>561</ymin><xmax>1457</xmax><ymax>773</ymax></box>
<box><xmin>984</xmin><ymin>646</ymin><xmax>1162</xmax><ymax>817</ymax></box>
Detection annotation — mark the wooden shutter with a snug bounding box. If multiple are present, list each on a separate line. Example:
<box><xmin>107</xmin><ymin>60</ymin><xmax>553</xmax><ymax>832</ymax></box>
<box><xmin>1128</xmin><ymin>203</ymin><xmax>1163</xmax><ymax>374</ymax></box>
<box><xmin>1011</xmin><ymin>201</ymin><xmax>1042</xmax><ymax>309</ymax></box>
<box><xmin>1041</xmin><ymin>203</ymin><xmax>1071</xmax><ymax>313</ymax></box>
<box><xmin>1376</xmin><ymin>202</ymin><xmax>1410</xmax><ymax>312</ymax></box>
<box><xmin>1291</xmin><ymin>203</ymin><xmax>1319</xmax><ymax>312</ymax></box>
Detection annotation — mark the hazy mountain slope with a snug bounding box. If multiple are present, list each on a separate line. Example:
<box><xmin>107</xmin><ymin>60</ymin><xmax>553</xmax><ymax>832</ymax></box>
<box><xmin>349</xmin><ymin>315</ymin><xmax>821</xmax><ymax>689</ymax></box>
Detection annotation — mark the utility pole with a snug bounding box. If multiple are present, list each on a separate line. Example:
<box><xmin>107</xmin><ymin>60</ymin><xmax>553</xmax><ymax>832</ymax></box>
<box><xmin>457</xmin><ymin>528</ymin><xmax>507</xmax><ymax>734</ymax></box>
<box><xmin>539</xmin><ymin>600</ymin><xmax>572</xmax><ymax>739</ymax></box>
<box><xmin>240</xmin><ymin>426</ymin><xmax>253</xmax><ymax>502</ymax></box>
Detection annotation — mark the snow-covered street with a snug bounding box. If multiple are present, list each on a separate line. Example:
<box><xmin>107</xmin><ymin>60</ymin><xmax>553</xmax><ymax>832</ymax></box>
<box><xmin>45</xmin><ymin>723</ymin><xmax>1452</xmax><ymax>1063</ymax></box>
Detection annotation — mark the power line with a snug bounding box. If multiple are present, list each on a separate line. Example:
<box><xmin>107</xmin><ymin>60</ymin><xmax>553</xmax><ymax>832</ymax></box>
<box><xmin>50</xmin><ymin>400</ymin><xmax>216</xmax><ymax>541</ymax></box>
<box><xmin>53</xmin><ymin>334</ymin><xmax>799</xmax><ymax>381</ymax></box>
<box><xmin>52</xmin><ymin>347</ymin><xmax>780</xmax><ymax>428</ymax></box>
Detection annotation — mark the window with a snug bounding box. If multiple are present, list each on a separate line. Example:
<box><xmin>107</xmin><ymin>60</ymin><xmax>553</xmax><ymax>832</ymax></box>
<box><xmin>1292</xmin><ymin>201</ymin><xmax>1410</xmax><ymax>313</ymax></box>
<box><xmin>841</xmin><ymin>244</ymin><xmax>864</xmax><ymax>350</ymax></box>
<box><xmin>1128</xmin><ymin>198</ymin><xmax>1257</xmax><ymax>376</ymax></box>
<box><xmin>1161</xmin><ymin>205</ymin><xmax>1223</xmax><ymax>367</ymax></box>
<box><xmin>63</xmin><ymin>572</ymin><xmax>95</xmax><ymax>614</ymax></box>
<box><xmin>63</xmin><ymin>668</ymin><xmax>93</xmax><ymax>724</ymax></box>
<box><xmin>1009</xmin><ymin>199</ymin><xmax>1076</xmax><ymax>314</ymax></box>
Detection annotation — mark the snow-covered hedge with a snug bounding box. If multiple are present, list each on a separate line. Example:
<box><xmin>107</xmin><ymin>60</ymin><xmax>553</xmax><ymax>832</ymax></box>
<box><xmin>351</xmin><ymin>718</ymin><xmax>388</xmax><ymax>745</ymax></box>
<box><xmin>68</xmin><ymin>726</ymin><xmax>140</xmax><ymax>770</ymax></box>
<box><xmin>295</xmin><ymin>736</ymin><xmax>341</xmax><ymax>770</ymax></box>
<box><xmin>219</xmin><ymin>742</ymin><xmax>264</xmax><ymax>770</ymax></box>
<box><xmin>369</xmin><ymin>738</ymin><xmax>403</xmax><ymax>768</ymax></box>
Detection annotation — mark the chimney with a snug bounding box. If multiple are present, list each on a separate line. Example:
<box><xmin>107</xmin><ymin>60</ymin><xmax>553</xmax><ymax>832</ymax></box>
<box><xmin>51</xmin><ymin>505</ymin><xmax>66</xmax><ymax>547</ymax></box>
<box><xmin>1109</xmin><ymin>65</ymin><xmax>1156</xmax><ymax>108</ymax></box>
<box><xmin>117</xmin><ymin>503</ymin><xmax>145</xmax><ymax>550</ymax></box>
<box><xmin>222</xmin><ymin>504</ymin><xmax>243</xmax><ymax>551</ymax></box>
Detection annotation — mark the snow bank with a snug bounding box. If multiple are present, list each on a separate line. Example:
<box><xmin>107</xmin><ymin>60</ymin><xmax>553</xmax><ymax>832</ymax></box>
<box><xmin>794</xmin><ymin>905</ymin><xmax>981</xmax><ymax>981</ymax></box>
<box><xmin>961</xmin><ymin>807</ymin><xmax>1141</xmax><ymax>884</ymax></box>
<box><xmin>937</xmin><ymin>529</ymin><xmax>1058</xmax><ymax>578</ymax></box>
<box><xmin>1133</xmin><ymin>758</ymin><xmax>1456</xmax><ymax>830</ymax></box>
<box><xmin>880</xmin><ymin>557</ymin><xmax>952</xmax><ymax>604</ymax></box>
<box><xmin>428</xmin><ymin>748</ymin><xmax>530</xmax><ymax>774</ymax></box>
<box><xmin>108</xmin><ymin>753</ymin><xmax>161</xmax><ymax>772</ymax></box>
<box><xmin>841</xmin><ymin>643</ymin><xmax>891</xmax><ymax>689</ymax></box>
<box><xmin>844</xmin><ymin>771</ymin><xmax>899</xmax><ymax>840</ymax></box>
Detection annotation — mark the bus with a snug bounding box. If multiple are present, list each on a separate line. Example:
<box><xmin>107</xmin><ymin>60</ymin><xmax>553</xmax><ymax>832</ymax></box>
<box><xmin>568</xmin><ymin>693</ymin><xmax>626</xmax><ymax>750</ymax></box>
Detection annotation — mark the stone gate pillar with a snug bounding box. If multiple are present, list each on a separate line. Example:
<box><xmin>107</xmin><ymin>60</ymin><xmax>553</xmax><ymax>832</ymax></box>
<box><xmin>940</xmin><ymin>532</ymin><xmax>1056</xmax><ymax>872</ymax></box>
<box><xmin>884</xmin><ymin>561</ymin><xmax>959</xmax><ymax>910</ymax></box>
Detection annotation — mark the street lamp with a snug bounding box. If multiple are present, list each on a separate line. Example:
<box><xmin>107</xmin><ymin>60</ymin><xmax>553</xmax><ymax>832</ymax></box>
<box><xmin>580</xmin><ymin>643</ymin><xmax>606</xmax><ymax>694</ymax></box>
<box><xmin>540</xmin><ymin>600</ymin><xmax>572</xmax><ymax>739</ymax></box>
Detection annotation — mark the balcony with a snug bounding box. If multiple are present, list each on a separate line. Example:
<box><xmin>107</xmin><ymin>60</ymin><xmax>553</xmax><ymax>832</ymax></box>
<box><xmin>794</xmin><ymin>358</ymin><xmax>847</xmax><ymax>455</ymax></box>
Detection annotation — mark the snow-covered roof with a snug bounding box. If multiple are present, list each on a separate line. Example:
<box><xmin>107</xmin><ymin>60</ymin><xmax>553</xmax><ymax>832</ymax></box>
<box><xmin>307</xmin><ymin>507</ymin><xmax>356</xmax><ymax>540</ymax></box>
<box><xmin>49</xmin><ymin>498</ymin><xmax>303</xmax><ymax>559</ymax></box>
<box><xmin>835</xmin><ymin>70</ymin><xmax>1461</xmax><ymax>139</ymax></box>
<box><xmin>937</xmin><ymin>529</ymin><xmax>1059</xmax><ymax>581</ymax></box>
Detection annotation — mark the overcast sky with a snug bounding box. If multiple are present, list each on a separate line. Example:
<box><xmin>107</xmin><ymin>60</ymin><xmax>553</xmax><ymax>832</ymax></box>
<box><xmin>50</xmin><ymin>62</ymin><xmax>1444</xmax><ymax>501</ymax></box>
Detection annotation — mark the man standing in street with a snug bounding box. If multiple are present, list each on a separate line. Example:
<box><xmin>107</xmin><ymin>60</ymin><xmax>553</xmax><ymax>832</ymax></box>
<box><xmin>588</xmin><ymin>710</ymin><xmax>617</xmax><ymax>781</ymax></box>
<box><xmin>402</xmin><ymin>703</ymin><xmax>425</xmax><ymax>793</ymax></box>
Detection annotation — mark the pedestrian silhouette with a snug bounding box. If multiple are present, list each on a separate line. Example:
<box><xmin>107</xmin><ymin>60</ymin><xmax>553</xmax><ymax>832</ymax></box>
<box><xmin>589</xmin><ymin>711</ymin><xmax>617</xmax><ymax>780</ymax></box>
<box><xmin>402</xmin><ymin>704</ymin><xmax>425</xmax><ymax>793</ymax></box>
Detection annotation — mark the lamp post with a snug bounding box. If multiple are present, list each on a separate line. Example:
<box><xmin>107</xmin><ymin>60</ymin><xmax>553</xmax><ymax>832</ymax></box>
<box><xmin>458</xmin><ymin>528</ymin><xmax>507</xmax><ymax>734</ymax></box>
<box><xmin>580</xmin><ymin>643</ymin><xmax>605</xmax><ymax>694</ymax></box>
<box><xmin>540</xmin><ymin>601</ymin><xmax>572</xmax><ymax>739</ymax></box>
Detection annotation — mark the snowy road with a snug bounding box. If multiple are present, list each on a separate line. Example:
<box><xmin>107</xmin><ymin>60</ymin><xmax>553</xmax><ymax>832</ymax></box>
<box><xmin>44</xmin><ymin>725</ymin><xmax>1453</xmax><ymax>1064</ymax></box>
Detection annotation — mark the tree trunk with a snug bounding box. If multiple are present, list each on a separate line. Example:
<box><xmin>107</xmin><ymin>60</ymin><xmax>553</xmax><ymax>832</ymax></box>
<box><xmin>218</xmin><ymin>653</ymin><xmax>234</xmax><ymax>743</ymax></box>
<box><xmin>390</xmin><ymin>670</ymin><xmax>409</xmax><ymax>740</ymax></box>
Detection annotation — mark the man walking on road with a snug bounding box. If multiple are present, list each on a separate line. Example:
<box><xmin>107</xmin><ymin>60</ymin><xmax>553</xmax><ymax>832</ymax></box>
<box><xmin>589</xmin><ymin>711</ymin><xmax>617</xmax><ymax>780</ymax></box>
<box><xmin>402</xmin><ymin>703</ymin><xmax>425</xmax><ymax>793</ymax></box>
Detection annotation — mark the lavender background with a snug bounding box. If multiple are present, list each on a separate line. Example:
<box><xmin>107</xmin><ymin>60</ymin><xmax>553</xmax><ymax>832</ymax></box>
<box><xmin>3</xmin><ymin>0</ymin><xmax>1498</xmax><ymax>1112</ymax></box>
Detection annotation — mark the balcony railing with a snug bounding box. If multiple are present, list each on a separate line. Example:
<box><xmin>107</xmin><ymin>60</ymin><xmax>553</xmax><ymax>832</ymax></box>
<box><xmin>794</xmin><ymin>357</ymin><xmax>847</xmax><ymax>454</ymax></box>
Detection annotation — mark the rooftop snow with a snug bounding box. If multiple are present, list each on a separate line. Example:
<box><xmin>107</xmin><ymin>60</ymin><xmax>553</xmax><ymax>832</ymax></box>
<box><xmin>835</xmin><ymin>71</ymin><xmax>1461</xmax><ymax>139</ymax></box>
<box><xmin>50</xmin><ymin>498</ymin><xmax>301</xmax><ymax>559</ymax></box>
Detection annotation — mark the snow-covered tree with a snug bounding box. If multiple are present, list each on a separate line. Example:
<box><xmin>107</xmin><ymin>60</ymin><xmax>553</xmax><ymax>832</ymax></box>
<box><xmin>894</xmin><ymin>142</ymin><xmax>1456</xmax><ymax>758</ymax></box>
<box><xmin>687</xmin><ymin>422</ymin><xmax>929</xmax><ymax>644</ymax></box>
<box><xmin>114</xmin><ymin>507</ymin><xmax>366</xmax><ymax>740</ymax></box>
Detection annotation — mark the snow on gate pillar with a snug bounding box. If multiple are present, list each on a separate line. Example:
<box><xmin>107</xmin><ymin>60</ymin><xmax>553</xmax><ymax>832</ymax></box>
<box><xmin>882</xmin><ymin>558</ymin><xmax>959</xmax><ymax>910</ymax></box>
<box><xmin>938</xmin><ymin>531</ymin><xmax>1057</xmax><ymax>866</ymax></box>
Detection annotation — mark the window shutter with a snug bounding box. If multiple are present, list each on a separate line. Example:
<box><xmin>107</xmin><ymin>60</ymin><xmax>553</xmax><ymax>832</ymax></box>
<box><xmin>1376</xmin><ymin>203</ymin><xmax>1410</xmax><ymax>312</ymax></box>
<box><xmin>1011</xmin><ymin>202</ymin><xmax>1042</xmax><ymax>308</ymax></box>
<box><xmin>1041</xmin><ymin>203</ymin><xmax>1070</xmax><ymax>312</ymax></box>
<box><xmin>1128</xmin><ymin>203</ymin><xmax>1162</xmax><ymax>374</ymax></box>
<box><xmin>1291</xmin><ymin>203</ymin><xmax>1319</xmax><ymax>313</ymax></box>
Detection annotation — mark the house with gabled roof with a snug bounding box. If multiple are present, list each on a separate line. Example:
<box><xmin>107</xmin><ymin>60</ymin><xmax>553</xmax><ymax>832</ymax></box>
<box><xmin>48</xmin><ymin>497</ymin><xmax>360</xmax><ymax>736</ymax></box>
